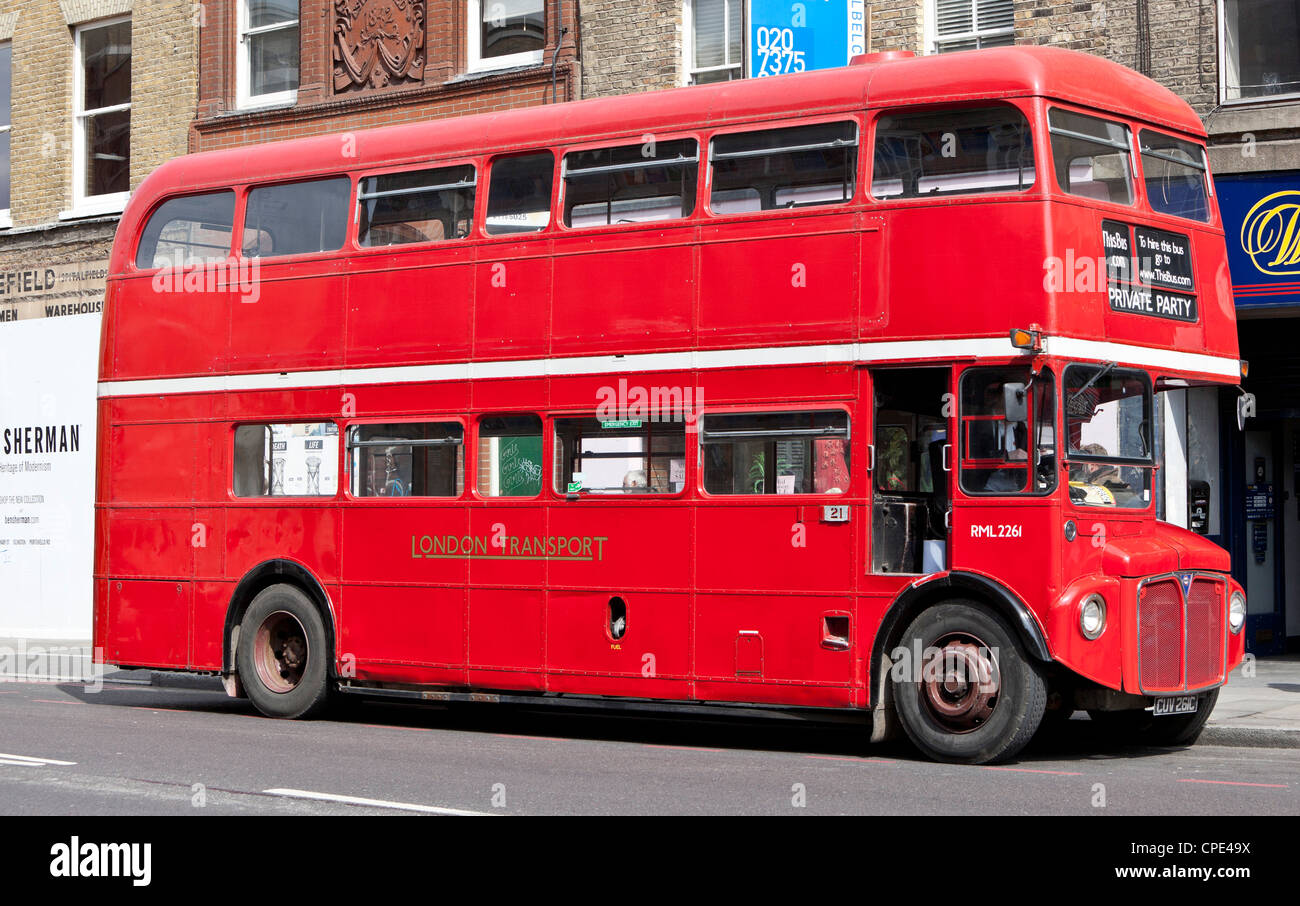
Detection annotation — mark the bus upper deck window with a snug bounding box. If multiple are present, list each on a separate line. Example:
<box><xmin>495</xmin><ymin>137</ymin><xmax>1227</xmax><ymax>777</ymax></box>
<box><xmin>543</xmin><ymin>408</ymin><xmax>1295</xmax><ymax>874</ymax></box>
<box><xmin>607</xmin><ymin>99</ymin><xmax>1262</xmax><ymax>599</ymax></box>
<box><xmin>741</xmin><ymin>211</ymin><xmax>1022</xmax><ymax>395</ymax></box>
<box><xmin>477</xmin><ymin>415</ymin><xmax>543</xmax><ymax>496</ymax></box>
<box><xmin>243</xmin><ymin>177</ymin><xmax>351</xmax><ymax>258</ymax></box>
<box><xmin>1047</xmin><ymin>109</ymin><xmax>1134</xmax><ymax>205</ymax></box>
<box><xmin>1139</xmin><ymin>131</ymin><xmax>1210</xmax><ymax>222</ymax></box>
<box><xmin>871</xmin><ymin>106</ymin><xmax>1035</xmax><ymax>199</ymax></box>
<box><xmin>563</xmin><ymin>139</ymin><xmax>698</xmax><ymax>227</ymax></box>
<box><xmin>358</xmin><ymin>165</ymin><xmax>476</xmax><ymax>246</ymax></box>
<box><xmin>486</xmin><ymin>152</ymin><xmax>554</xmax><ymax>235</ymax></box>
<box><xmin>348</xmin><ymin>423</ymin><xmax>464</xmax><ymax>497</ymax></box>
<box><xmin>701</xmin><ymin>411</ymin><xmax>849</xmax><ymax>495</ymax></box>
<box><xmin>136</xmin><ymin>190</ymin><xmax>236</xmax><ymax>269</ymax></box>
<box><xmin>709</xmin><ymin>121</ymin><xmax>857</xmax><ymax>214</ymax></box>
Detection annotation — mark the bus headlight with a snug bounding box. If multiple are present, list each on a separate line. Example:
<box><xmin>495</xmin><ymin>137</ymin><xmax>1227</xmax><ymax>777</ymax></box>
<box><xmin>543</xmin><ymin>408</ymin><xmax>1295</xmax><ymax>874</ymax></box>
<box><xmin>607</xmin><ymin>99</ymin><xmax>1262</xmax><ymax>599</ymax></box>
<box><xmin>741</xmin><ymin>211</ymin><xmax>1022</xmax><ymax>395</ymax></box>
<box><xmin>1229</xmin><ymin>592</ymin><xmax>1247</xmax><ymax>634</ymax></box>
<box><xmin>1079</xmin><ymin>594</ymin><xmax>1107</xmax><ymax>640</ymax></box>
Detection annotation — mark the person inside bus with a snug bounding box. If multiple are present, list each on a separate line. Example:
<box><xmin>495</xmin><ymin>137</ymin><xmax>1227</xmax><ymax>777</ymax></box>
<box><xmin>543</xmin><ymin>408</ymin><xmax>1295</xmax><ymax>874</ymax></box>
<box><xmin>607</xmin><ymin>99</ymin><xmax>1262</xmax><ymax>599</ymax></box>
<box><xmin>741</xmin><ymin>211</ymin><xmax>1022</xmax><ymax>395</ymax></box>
<box><xmin>622</xmin><ymin>469</ymin><xmax>648</xmax><ymax>493</ymax></box>
<box><xmin>981</xmin><ymin>421</ymin><xmax>1029</xmax><ymax>493</ymax></box>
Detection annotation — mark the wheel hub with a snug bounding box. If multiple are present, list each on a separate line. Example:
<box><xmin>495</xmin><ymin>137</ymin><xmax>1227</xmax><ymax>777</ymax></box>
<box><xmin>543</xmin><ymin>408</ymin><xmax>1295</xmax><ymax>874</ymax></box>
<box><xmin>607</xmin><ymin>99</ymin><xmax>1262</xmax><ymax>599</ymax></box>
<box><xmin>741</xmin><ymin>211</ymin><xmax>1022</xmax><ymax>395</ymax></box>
<box><xmin>921</xmin><ymin>634</ymin><xmax>1001</xmax><ymax>733</ymax></box>
<box><xmin>253</xmin><ymin>611</ymin><xmax>309</xmax><ymax>694</ymax></box>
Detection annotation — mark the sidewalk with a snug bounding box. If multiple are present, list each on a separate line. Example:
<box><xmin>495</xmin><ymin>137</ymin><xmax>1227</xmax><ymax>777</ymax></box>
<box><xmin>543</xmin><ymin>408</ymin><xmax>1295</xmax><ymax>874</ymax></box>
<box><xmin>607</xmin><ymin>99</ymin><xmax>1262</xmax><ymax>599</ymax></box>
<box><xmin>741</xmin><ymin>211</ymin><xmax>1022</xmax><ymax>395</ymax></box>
<box><xmin>1203</xmin><ymin>654</ymin><xmax>1300</xmax><ymax>747</ymax></box>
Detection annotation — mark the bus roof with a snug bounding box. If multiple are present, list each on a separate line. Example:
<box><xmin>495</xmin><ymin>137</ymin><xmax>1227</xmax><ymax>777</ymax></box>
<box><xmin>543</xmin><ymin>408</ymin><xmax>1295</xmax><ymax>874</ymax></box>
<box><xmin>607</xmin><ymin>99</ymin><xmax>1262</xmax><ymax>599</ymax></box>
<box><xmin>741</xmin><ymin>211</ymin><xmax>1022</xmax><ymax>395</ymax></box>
<box><xmin>129</xmin><ymin>45</ymin><xmax>1204</xmax><ymax>218</ymax></box>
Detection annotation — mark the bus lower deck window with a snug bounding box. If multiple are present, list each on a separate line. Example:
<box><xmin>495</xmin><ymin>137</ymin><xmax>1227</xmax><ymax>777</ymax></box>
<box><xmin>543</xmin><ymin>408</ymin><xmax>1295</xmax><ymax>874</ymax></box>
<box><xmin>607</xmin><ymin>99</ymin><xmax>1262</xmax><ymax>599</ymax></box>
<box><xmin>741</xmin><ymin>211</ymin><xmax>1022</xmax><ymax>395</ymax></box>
<box><xmin>959</xmin><ymin>367</ymin><xmax>1057</xmax><ymax>496</ymax></box>
<box><xmin>872</xmin><ymin>106</ymin><xmax>1035</xmax><ymax>199</ymax></box>
<box><xmin>477</xmin><ymin>415</ymin><xmax>544</xmax><ymax>496</ymax></box>
<box><xmin>554</xmin><ymin>417</ymin><xmax>686</xmax><ymax>495</ymax></box>
<box><xmin>701</xmin><ymin>411</ymin><xmax>850</xmax><ymax>495</ymax></box>
<box><xmin>348</xmin><ymin>423</ymin><xmax>464</xmax><ymax>497</ymax></box>
<box><xmin>234</xmin><ymin>423</ymin><xmax>339</xmax><ymax>498</ymax></box>
<box><xmin>358</xmin><ymin>164</ymin><xmax>476</xmax><ymax>246</ymax></box>
<box><xmin>710</xmin><ymin>121</ymin><xmax>857</xmax><ymax>213</ymax></box>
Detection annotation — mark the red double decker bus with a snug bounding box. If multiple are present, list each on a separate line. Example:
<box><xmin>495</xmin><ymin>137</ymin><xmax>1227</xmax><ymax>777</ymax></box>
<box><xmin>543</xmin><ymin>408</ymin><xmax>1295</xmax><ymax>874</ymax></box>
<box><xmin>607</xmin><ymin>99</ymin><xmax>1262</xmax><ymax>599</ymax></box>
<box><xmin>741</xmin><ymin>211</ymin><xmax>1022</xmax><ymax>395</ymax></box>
<box><xmin>95</xmin><ymin>46</ymin><xmax>1247</xmax><ymax>763</ymax></box>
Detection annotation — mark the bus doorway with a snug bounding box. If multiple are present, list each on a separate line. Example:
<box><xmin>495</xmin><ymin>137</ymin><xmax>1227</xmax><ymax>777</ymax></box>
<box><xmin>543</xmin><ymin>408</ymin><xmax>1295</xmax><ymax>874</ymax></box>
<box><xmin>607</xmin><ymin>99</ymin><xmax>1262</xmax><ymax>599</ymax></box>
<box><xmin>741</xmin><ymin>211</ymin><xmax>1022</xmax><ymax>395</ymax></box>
<box><xmin>871</xmin><ymin>368</ymin><xmax>951</xmax><ymax>574</ymax></box>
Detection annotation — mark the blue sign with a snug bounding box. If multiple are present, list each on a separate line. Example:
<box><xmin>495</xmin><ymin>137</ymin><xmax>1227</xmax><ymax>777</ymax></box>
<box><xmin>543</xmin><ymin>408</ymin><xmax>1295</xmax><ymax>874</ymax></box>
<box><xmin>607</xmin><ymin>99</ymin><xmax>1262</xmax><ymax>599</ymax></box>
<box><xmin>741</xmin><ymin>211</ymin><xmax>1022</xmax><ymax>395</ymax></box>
<box><xmin>748</xmin><ymin>0</ymin><xmax>867</xmax><ymax>78</ymax></box>
<box><xmin>1215</xmin><ymin>171</ymin><xmax>1300</xmax><ymax>310</ymax></box>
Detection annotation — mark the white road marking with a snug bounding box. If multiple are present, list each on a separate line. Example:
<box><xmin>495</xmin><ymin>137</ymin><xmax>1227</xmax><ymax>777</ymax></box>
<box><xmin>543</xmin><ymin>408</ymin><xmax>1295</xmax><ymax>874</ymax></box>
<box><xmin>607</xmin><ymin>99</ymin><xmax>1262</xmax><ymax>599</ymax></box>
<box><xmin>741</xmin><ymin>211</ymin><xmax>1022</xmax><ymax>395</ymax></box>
<box><xmin>0</xmin><ymin>752</ymin><xmax>77</xmax><ymax>767</ymax></box>
<box><xmin>262</xmin><ymin>788</ymin><xmax>494</xmax><ymax>816</ymax></box>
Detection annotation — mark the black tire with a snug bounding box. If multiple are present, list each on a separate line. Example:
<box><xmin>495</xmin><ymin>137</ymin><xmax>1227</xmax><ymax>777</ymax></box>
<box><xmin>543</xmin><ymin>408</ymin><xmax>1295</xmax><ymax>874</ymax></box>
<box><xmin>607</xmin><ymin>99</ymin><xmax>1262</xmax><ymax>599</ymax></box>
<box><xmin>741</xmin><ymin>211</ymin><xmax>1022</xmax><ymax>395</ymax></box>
<box><xmin>237</xmin><ymin>584</ymin><xmax>332</xmax><ymax>719</ymax></box>
<box><xmin>892</xmin><ymin>600</ymin><xmax>1047</xmax><ymax>764</ymax></box>
<box><xmin>1087</xmin><ymin>688</ymin><xmax>1218</xmax><ymax>747</ymax></box>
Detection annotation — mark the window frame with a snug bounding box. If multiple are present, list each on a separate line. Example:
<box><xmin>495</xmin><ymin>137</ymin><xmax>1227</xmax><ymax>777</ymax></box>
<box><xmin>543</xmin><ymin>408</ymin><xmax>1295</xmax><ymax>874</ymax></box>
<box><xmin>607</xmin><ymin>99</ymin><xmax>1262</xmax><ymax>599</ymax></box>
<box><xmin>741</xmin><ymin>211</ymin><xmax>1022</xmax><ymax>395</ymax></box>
<box><xmin>236</xmin><ymin>0</ymin><xmax>300</xmax><ymax>110</ymax></box>
<box><xmin>704</xmin><ymin>115</ymin><xmax>863</xmax><ymax>219</ymax></box>
<box><xmin>697</xmin><ymin>405</ymin><xmax>853</xmax><ymax>498</ymax></box>
<box><xmin>957</xmin><ymin>365</ymin><xmax>1058</xmax><ymax>498</ymax></box>
<box><xmin>552</xmin><ymin>412</ymin><xmax>690</xmax><ymax>499</ymax></box>
<box><xmin>473</xmin><ymin>413</ymin><xmax>547</xmax><ymax>499</ymax></box>
<box><xmin>232</xmin><ymin>421</ymin><xmax>342</xmax><ymax>500</ymax></box>
<box><xmin>239</xmin><ymin>174</ymin><xmax>356</xmax><ymax>262</ymax></box>
<box><xmin>355</xmin><ymin>161</ymin><xmax>479</xmax><ymax>249</ymax></box>
<box><xmin>867</xmin><ymin>102</ymin><xmax>1038</xmax><ymax>203</ymax></box>
<box><xmin>133</xmin><ymin>189</ymin><xmax>238</xmax><ymax>271</ymax></box>
<box><xmin>1218</xmin><ymin>0</ymin><xmax>1300</xmax><ymax>106</ymax></box>
<box><xmin>482</xmin><ymin>150</ymin><xmax>557</xmax><ymax>237</ymax></box>
<box><xmin>344</xmin><ymin>418</ymin><xmax>468</xmax><ymax>500</ymax></box>
<box><xmin>466</xmin><ymin>0</ymin><xmax>547</xmax><ymax>74</ymax></box>
<box><xmin>1135</xmin><ymin>127</ymin><xmax>1214</xmax><ymax>225</ymax></box>
<box><xmin>69</xmin><ymin>16</ymin><xmax>132</xmax><ymax>219</ymax></box>
<box><xmin>1046</xmin><ymin>104</ymin><xmax>1139</xmax><ymax>211</ymax></box>
<box><xmin>925</xmin><ymin>0</ymin><xmax>1015</xmax><ymax>54</ymax></box>
<box><xmin>558</xmin><ymin>133</ymin><xmax>702</xmax><ymax>232</ymax></box>
<box><xmin>684</xmin><ymin>0</ymin><xmax>744</xmax><ymax>86</ymax></box>
<box><xmin>1063</xmin><ymin>363</ymin><xmax>1156</xmax><ymax>512</ymax></box>
<box><xmin>0</xmin><ymin>40</ymin><xmax>10</xmax><ymax>228</ymax></box>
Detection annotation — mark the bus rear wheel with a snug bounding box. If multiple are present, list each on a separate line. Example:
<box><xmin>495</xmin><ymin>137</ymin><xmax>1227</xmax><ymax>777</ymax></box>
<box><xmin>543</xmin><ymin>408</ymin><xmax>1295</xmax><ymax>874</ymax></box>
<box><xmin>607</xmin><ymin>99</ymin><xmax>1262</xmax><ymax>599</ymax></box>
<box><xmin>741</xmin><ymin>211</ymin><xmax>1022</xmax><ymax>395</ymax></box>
<box><xmin>237</xmin><ymin>584</ymin><xmax>331</xmax><ymax>719</ymax></box>
<box><xmin>893</xmin><ymin>601</ymin><xmax>1047</xmax><ymax>765</ymax></box>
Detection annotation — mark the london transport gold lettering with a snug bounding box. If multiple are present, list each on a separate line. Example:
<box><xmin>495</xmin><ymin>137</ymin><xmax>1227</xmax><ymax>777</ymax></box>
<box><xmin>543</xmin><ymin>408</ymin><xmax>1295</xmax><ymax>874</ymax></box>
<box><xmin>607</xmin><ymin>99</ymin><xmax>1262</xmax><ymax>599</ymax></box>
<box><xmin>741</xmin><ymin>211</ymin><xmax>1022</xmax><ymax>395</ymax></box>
<box><xmin>410</xmin><ymin>534</ymin><xmax>609</xmax><ymax>561</ymax></box>
<box><xmin>1241</xmin><ymin>190</ymin><xmax>1300</xmax><ymax>275</ymax></box>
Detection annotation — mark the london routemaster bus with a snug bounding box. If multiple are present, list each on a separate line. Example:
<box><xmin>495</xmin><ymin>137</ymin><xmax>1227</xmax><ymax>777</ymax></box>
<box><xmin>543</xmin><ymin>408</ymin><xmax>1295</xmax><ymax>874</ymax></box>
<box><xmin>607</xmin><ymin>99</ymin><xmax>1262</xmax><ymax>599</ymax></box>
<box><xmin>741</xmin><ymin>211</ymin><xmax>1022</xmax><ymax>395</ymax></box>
<box><xmin>95</xmin><ymin>46</ymin><xmax>1249</xmax><ymax>764</ymax></box>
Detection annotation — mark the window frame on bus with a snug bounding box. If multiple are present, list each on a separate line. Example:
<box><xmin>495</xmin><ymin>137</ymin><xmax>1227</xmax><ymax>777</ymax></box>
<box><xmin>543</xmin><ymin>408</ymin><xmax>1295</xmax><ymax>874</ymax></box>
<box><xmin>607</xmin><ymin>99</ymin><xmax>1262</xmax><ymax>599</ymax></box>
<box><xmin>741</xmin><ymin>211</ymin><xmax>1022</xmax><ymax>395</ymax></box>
<box><xmin>696</xmin><ymin>404</ymin><xmax>853</xmax><ymax>498</ymax></box>
<box><xmin>866</xmin><ymin>100</ymin><xmax>1040</xmax><ymax>203</ymax></box>
<box><xmin>132</xmin><ymin>189</ymin><xmax>239</xmax><ymax>272</ymax></box>
<box><xmin>556</xmin><ymin>132</ymin><xmax>705</xmax><ymax>234</ymax></box>
<box><xmin>956</xmin><ymin>364</ymin><xmax>1059</xmax><ymax>499</ymax></box>
<box><xmin>1132</xmin><ymin>125</ymin><xmax>1215</xmax><ymax>226</ymax></box>
<box><xmin>480</xmin><ymin>150</ymin><xmax>561</xmax><ymax>239</ymax></box>
<box><xmin>551</xmin><ymin>410</ymin><xmax>690</xmax><ymax>499</ymax></box>
<box><xmin>1062</xmin><ymin>363</ymin><xmax>1156</xmax><ymax>512</ymax></box>
<box><xmin>1044</xmin><ymin>103</ymin><xmax>1140</xmax><ymax>212</ymax></box>
<box><xmin>352</xmin><ymin>158</ymin><xmax>481</xmax><ymax>251</ymax></box>
<box><xmin>471</xmin><ymin>412</ymin><xmax>548</xmax><ymax>500</ymax></box>
<box><xmin>230</xmin><ymin>420</ymin><xmax>343</xmax><ymax>501</ymax></box>
<box><xmin>703</xmin><ymin>114</ymin><xmax>865</xmax><ymax>219</ymax></box>
<box><xmin>342</xmin><ymin>417</ymin><xmax>469</xmax><ymax>501</ymax></box>
<box><xmin>235</xmin><ymin>173</ymin><xmax>358</xmax><ymax>264</ymax></box>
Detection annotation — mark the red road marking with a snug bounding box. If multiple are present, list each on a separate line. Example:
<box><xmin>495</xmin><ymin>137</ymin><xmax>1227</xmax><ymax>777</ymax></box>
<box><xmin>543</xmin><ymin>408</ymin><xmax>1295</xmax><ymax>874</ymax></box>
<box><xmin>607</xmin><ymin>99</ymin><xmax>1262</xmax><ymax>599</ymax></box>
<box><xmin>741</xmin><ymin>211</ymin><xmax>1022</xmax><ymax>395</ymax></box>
<box><xmin>643</xmin><ymin>744</ymin><xmax>725</xmax><ymax>753</ymax></box>
<box><xmin>982</xmin><ymin>766</ymin><xmax>1082</xmax><ymax>776</ymax></box>
<box><xmin>360</xmin><ymin>724</ymin><xmax>433</xmax><ymax>732</ymax></box>
<box><xmin>1178</xmin><ymin>778</ymin><xmax>1288</xmax><ymax>789</ymax></box>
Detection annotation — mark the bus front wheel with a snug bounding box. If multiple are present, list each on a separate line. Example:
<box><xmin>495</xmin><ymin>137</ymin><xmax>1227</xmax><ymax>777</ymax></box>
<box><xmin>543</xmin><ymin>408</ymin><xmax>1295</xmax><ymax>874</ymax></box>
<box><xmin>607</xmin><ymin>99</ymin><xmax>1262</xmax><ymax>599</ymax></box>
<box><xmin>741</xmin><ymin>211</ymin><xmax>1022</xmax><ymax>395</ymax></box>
<box><xmin>893</xmin><ymin>601</ymin><xmax>1047</xmax><ymax>765</ymax></box>
<box><xmin>237</xmin><ymin>584</ymin><xmax>331</xmax><ymax>719</ymax></box>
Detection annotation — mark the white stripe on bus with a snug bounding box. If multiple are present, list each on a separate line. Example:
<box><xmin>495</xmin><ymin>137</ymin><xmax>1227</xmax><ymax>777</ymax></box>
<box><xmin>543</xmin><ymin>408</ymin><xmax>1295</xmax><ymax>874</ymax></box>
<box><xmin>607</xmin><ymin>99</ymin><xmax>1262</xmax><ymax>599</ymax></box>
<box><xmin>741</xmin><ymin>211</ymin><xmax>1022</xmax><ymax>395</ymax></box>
<box><xmin>96</xmin><ymin>337</ymin><xmax>1241</xmax><ymax>398</ymax></box>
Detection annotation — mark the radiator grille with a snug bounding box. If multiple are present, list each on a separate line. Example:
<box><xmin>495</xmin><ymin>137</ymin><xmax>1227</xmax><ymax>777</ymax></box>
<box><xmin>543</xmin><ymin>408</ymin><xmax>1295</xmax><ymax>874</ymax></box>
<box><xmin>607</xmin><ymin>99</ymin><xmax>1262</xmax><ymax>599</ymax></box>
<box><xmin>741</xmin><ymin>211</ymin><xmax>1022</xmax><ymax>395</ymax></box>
<box><xmin>1138</xmin><ymin>579</ymin><xmax>1184</xmax><ymax>692</ymax></box>
<box><xmin>1185</xmin><ymin>578</ymin><xmax>1225</xmax><ymax>689</ymax></box>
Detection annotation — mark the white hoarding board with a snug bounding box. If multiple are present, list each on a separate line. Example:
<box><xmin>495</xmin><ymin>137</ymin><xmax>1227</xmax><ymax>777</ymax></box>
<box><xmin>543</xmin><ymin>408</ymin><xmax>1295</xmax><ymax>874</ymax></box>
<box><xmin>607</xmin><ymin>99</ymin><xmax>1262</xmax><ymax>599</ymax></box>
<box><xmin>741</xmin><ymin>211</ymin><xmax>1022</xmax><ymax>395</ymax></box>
<box><xmin>0</xmin><ymin>314</ymin><xmax>102</xmax><ymax>639</ymax></box>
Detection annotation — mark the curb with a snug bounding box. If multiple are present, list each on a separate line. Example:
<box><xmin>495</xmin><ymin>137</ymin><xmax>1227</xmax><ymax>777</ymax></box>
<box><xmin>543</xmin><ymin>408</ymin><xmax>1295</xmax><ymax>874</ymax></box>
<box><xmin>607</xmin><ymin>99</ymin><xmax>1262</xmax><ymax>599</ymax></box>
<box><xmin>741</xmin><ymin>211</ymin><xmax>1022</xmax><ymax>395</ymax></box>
<box><xmin>1202</xmin><ymin>725</ymin><xmax>1300</xmax><ymax>749</ymax></box>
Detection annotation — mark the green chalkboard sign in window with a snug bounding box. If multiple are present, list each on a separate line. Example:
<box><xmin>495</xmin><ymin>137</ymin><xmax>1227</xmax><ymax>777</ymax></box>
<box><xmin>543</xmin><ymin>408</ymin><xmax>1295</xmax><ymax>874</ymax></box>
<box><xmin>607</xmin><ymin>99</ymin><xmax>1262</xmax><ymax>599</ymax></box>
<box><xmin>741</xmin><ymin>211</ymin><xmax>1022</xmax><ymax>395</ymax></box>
<box><xmin>479</xmin><ymin>415</ymin><xmax>543</xmax><ymax>497</ymax></box>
